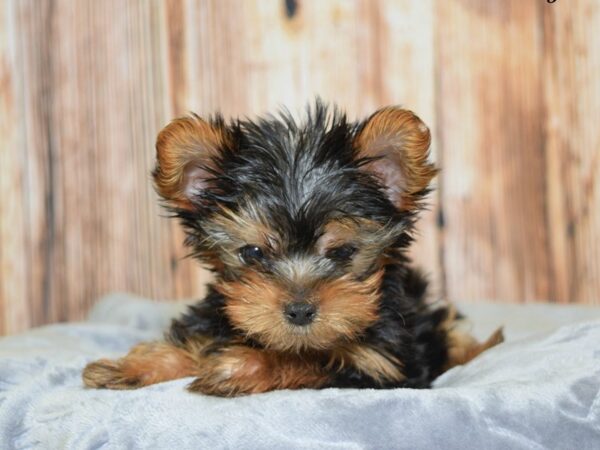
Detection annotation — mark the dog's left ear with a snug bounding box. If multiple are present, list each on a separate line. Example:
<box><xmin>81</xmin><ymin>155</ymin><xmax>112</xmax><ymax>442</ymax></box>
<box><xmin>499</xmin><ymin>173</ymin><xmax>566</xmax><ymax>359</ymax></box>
<box><xmin>354</xmin><ymin>107</ymin><xmax>438</xmax><ymax>211</ymax></box>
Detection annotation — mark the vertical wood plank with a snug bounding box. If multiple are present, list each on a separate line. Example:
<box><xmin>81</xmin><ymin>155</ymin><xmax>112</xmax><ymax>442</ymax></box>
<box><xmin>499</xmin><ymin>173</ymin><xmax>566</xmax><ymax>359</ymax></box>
<box><xmin>8</xmin><ymin>0</ymin><xmax>57</xmax><ymax>331</ymax></box>
<box><xmin>543</xmin><ymin>0</ymin><xmax>600</xmax><ymax>304</ymax></box>
<box><xmin>436</xmin><ymin>0</ymin><xmax>551</xmax><ymax>302</ymax></box>
<box><xmin>40</xmin><ymin>0</ymin><xmax>210</xmax><ymax>316</ymax></box>
<box><xmin>375</xmin><ymin>0</ymin><xmax>440</xmax><ymax>298</ymax></box>
<box><xmin>0</xmin><ymin>1</ymin><xmax>31</xmax><ymax>334</ymax></box>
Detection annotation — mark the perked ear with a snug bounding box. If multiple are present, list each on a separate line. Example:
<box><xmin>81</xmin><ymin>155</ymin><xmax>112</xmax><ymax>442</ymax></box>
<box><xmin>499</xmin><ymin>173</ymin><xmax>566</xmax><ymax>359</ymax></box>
<box><xmin>354</xmin><ymin>107</ymin><xmax>438</xmax><ymax>211</ymax></box>
<box><xmin>153</xmin><ymin>115</ymin><xmax>230</xmax><ymax>210</ymax></box>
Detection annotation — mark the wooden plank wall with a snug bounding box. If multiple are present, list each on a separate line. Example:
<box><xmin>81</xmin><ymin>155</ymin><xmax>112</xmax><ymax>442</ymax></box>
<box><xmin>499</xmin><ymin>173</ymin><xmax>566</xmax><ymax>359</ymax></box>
<box><xmin>0</xmin><ymin>0</ymin><xmax>598</xmax><ymax>335</ymax></box>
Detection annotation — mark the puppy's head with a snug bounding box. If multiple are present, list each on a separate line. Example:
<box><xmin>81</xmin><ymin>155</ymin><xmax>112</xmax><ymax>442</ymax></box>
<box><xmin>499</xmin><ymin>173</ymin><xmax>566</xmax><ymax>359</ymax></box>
<box><xmin>153</xmin><ymin>103</ymin><xmax>436</xmax><ymax>352</ymax></box>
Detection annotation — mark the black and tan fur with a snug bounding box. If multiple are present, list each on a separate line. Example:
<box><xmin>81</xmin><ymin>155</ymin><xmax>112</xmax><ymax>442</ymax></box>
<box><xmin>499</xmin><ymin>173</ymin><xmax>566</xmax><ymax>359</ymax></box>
<box><xmin>83</xmin><ymin>102</ymin><xmax>502</xmax><ymax>396</ymax></box>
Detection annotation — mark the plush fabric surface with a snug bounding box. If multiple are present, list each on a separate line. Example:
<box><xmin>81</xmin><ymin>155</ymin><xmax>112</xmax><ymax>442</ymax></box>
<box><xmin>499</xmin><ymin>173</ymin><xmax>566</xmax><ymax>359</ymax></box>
<box><xmin>1</xmin><ymin>294</ymin><xmax>599</xmax><ymax>450</ymax></box>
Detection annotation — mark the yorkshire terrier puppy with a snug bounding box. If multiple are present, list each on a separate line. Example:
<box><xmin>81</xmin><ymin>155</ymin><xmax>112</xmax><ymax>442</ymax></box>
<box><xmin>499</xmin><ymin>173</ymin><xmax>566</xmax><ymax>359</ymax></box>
<box><xmin>83</xmin><ymin>102</ymin><xmax>502</xmax><ymax>396</ymax></box>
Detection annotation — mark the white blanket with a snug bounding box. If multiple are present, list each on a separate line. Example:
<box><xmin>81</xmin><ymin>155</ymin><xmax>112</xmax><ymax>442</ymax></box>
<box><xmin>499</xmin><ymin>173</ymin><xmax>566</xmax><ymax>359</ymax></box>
<box><xmin>1</xmin><ymin>294</ymin><xmax>599</xmax><ymax>449</ymax></box>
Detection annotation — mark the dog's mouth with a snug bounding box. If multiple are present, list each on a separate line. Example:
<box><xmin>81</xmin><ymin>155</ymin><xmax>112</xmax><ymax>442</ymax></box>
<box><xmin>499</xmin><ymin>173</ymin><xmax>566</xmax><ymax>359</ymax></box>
<box><xmin>287</xmin><ymin>323</ymin><xmax>314</xmax><ymax>335</ymax></box>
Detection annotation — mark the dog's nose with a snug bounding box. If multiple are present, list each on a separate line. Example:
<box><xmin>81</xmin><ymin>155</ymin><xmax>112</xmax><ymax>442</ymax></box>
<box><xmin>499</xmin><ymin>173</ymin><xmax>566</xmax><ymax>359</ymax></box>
<box><xmin>284</xmin><ymin>302</ymin><xmax>316</xmax><ymax>326</ymax></box>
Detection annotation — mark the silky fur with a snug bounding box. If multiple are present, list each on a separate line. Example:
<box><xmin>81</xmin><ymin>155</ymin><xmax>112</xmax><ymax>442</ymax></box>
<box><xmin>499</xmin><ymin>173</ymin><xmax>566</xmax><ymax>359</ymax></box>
<box><xmin>83</xmin><ymin>101</ymin><xmax>502</xmax><ymax>396</ymax></box>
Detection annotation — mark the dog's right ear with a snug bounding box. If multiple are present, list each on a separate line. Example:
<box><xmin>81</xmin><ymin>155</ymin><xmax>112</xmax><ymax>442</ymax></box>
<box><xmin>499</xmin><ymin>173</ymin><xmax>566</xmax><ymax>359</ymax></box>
<box><xmin>153</xmin><ymin>115</ymin><xmax>231</xmax><ymax>210</ymax></box>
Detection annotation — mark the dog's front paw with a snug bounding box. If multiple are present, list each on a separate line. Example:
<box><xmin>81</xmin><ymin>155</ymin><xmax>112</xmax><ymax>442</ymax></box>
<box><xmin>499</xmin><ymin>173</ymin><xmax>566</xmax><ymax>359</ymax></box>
<box><xmin>187</xmin><ymin>346</ymin><xmax>270</xmax><ymax>397</ymax></box>
<box><xmin>83</xmin><ymin>359</ymin><xmax>142</xmax><ymax>389</ymax></box>
<box><xmin>83</xmin><ymin>342</ymin><xmax>201</xmax><ymax>390</ymax></box>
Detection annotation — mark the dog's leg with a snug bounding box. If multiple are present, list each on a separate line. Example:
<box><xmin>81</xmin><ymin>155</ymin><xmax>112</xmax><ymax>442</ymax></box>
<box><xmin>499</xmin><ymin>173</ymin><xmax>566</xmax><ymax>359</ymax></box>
<box><xmin>188</xmin><ymin>343</ymin><xmax>410</xmax><ymax>395</ymax></box>
<box><xmin>187</xmin><ymin>346</ymin><xmax>329</xmax><ymax>396</ymax></box>
<box><xmin>445</xmin><ymin>327</ymin><xmax>504</xmax><ymax>369</ymax></box>
<box><xmin>437</xmin><ymin>305</ymin><xmax>505</xmax><ymax>370</ymax></box>
<box><xmin>327</xmin><ymin>344</ymin><xmax>406</xmax><ymax>386</ymax></box>
<box><xmin>84</xmin><ymin>339</ymin><xmax>328</xmax><ymax>395</ymax></box>
<box><xmin>83</xmin><ymin>341</ymin><xmax>201</xmax><ymax>389</ymax></box>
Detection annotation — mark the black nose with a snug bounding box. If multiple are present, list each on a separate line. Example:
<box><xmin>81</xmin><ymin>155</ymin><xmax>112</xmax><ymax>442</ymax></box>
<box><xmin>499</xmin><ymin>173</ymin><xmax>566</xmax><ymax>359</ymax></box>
<box><xmin>284</xmin><ymin>302</ymin><xmax>317</xmax><ymax>326</ymax></box>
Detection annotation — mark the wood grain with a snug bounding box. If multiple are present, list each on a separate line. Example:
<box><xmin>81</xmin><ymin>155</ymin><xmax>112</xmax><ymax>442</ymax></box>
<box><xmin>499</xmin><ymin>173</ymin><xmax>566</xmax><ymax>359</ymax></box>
<box><xmin>436</xmin><ymin>0</ymin><xmax>599</xmax><ymax>304</ymax></box>
<box><xmin>0</xmin><ymin>0</ymin><xmax>31</xmax><ymax>332</ymax></box>
<box><xmin>542</xmin><ymin>0</ymin><xmax>600</xmax><ymax>303</ymax></box>
<box><xmin>436</xmin><ymin>0</ymin><xmax>551</xmax><ymax>302</ymax></box>
<box><xmin>0</xmin><ymin>0</ymin><xmax>598</xmax><ymax>335</ymax></box>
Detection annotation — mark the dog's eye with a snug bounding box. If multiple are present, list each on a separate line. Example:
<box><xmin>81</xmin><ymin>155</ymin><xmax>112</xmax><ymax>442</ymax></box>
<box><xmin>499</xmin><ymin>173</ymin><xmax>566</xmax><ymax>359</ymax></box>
<box><xmin>326</xmin><ymin>244</ymin><xmax>357</xmax><ymax>262</ymax></box>
<box><xmin>239</xmin><ymin>245</ymin><xmax>265</xmax><ymax>264</ymax></box>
